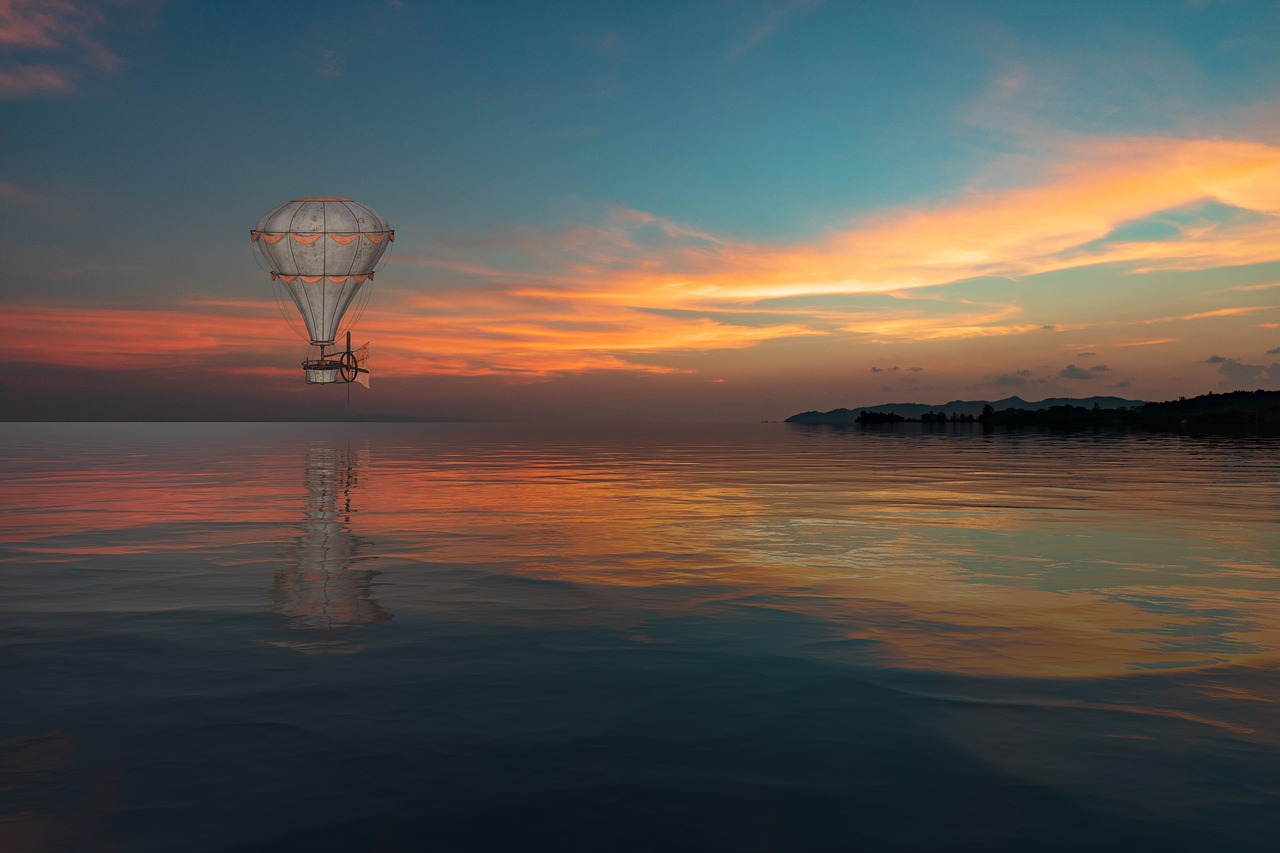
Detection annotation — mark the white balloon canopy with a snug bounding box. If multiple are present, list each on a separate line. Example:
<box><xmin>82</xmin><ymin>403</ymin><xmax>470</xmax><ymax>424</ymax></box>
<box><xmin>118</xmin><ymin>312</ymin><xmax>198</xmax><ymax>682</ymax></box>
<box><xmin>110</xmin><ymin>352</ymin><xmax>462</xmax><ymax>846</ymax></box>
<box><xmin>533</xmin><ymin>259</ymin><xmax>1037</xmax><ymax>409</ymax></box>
<box><xmin>251</xmin><ymin>197</ymin><xmax>393</xmax><ymax>346</ymax></box>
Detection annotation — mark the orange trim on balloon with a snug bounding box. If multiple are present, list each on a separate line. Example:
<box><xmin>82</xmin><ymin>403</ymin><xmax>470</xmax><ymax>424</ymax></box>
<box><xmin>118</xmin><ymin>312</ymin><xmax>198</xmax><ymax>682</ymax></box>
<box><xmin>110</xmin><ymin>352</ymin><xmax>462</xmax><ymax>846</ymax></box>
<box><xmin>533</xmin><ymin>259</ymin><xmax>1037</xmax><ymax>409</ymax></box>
<box><xmin>250</xmin><ymin>231</ymin><xmax>393</xmax><ymax>245</ymax></box>
<box><xmin>269</xmin><ymin>272</ymin><xmax>375</xmax><ymax>284</ymax></box>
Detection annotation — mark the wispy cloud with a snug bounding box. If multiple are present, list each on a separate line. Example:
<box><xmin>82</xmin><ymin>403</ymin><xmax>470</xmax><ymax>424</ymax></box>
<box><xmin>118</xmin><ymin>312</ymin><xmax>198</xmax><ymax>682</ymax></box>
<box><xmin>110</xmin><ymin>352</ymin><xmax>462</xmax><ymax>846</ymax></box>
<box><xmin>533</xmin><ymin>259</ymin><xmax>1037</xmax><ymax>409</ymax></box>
<box><xmin>1226</xmin><ymin>281</ymin><xmax>1280</xmax><ymax>292</ymax></box>
<box><xmin>523</xmin><ymin>136</ymin><xmax>1280</xmax><ymax>302</ymax></box>
<box><xmin>1114</xmin><ymin>338</ymin><xmax>1179</xmax><ymax>348</ymax></box>
<box><xmin>570</xmin><ymin>31</ymin><xmax>622</xmax><ymax>54</ymax></box>
<box><xmin>15</xmin><ymin>131</ymin><xmax>1280</xmax><ymax>384</ymax></box>
<box><xmin>728</xmin><ymin>0</ymin><xmax>824</xmax><ymax>59</ymax></box>
<box><xmin>0</xmin><ymin>180</ymin><xmax>57</xmax><ymax>208</ymax></box>
<box><xmin>0</xmin><ymin>0</ymin><xmax>101</xmax><ymax>49</ymax></box>
<box><xmin>374</xmin><ymin>133</ymin><xmax>1280</xmax><ymax>376</ymax></box>
<box><xmin>0</xmin><ymin>62</ymin><xmax>71</xmax><ymax>97</ymax></box>
<box><xmin>316</xmin><ymin>49</ymin><xmax>341</xmax><ymax>79</ymax></box>
<box><xmin>0</xmin><ymin>0</ymin><xmax>141</xmax><ymax>98</ymax></box>
<box><xmin>1</xmin><ymin>302</ymin><xmax>290</xmax><ymax>370</ymax></box>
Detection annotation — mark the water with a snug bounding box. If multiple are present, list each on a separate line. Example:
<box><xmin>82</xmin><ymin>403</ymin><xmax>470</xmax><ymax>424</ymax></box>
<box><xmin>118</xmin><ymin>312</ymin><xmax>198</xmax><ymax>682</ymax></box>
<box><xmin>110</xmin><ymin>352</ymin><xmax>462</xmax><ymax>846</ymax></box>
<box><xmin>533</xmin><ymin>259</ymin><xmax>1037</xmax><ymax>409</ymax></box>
<box><xmin>2</xmin><ymin>422</ymin><xmax>1279</xmax><ymax>852</ymax></box>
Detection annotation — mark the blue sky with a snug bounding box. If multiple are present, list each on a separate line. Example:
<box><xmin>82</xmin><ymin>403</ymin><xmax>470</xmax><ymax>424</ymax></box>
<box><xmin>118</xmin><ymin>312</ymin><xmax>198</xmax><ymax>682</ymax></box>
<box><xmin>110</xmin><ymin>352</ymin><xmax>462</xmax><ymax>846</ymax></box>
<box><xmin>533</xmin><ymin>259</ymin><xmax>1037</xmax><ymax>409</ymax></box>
<box><xmin>3</xmin><ymin>0</ymin><xmax>1279</xmax><ymax>420</ymax></box>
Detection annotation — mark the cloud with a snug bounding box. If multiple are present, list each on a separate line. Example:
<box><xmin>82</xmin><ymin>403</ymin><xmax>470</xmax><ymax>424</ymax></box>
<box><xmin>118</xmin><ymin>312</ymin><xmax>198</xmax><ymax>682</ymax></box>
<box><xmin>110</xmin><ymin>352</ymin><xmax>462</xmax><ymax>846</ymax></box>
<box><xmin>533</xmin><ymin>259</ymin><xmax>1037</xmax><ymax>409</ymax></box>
<box><xmin>0</xmin><ymin>0</ymin><xmax>99</xmax><ymax>49</ymax></box>
<box><xmin>0</xmin><ymin>302</ymin><xmax>290</xmax><ymax>370</ymax></box>
<box><xmin>571</xmin><ymin>32</ymin><xmax>622</xmax><ymax>54</ymax></box>
<box><xmin>0</xmin><ymin>180</ymin><xmax>56</xmax><ymax>208</ymax></box>
<box><xmin>315</xmin><ymin>130</ymin><xmax>1280</xmax><ymax>378</ymax></box>
<box><xmin>1267</xmin><ymin>347</ymin><xmax>1280</xmax><ymax>355</ymax></box>
<box><xmin>729</xmin><ymin>0</ymin><xmax>824</xmax><ymax>59</ymax></box>
<box><xmin>1206</xmin><ymin>357</ymin><xmax>1280</xmax><ymax>388</ymax></box>
<box><xmin>1114</xmin><ymin>338</ymin><xmax>1178</xmax><ymax>347</ymax></box>
<box><xmin>317</xmin><ymin>48</ymin><xmax>342</xmax><ymax>79</ymax></box>
<box><xmin>1226</xmin><ymin>282</ymin><xmax>1280</xmax><ymax>292</ymax></box>
<box><xmin>0</xmin><ymin>63</ymin><xmax>71</xmax><ymax>97</ymax></box>
<box><xmin>1077</xmin><ymin>351</ymin><xmax>1097</xmax><ymax>356</ymax></box>
<box><xmin>474</xmin><ymin>136</ymin><xmax>1280</xmax><ymax>304</ymax></box>
<box><xmin>987</xmin><ymin>369</ymin><xmax>1040</xmax><ymax>387</ymax></box>
<box><xmin>0</xmin><ymin>297</ymin><xmax>702</xmax><ymax>379</ymax></box>
<box><xmin>1060</xmin><ymin>363</ymin><xmax>1110</xmax><ymax>380</ymax></box>
<box><xmin>0</xmin><ymin>0</ymin><xmax>138</xmax><ymax>98</ymax></box>
<box><xmin>26</xmin><ymin>127</ymin><xmax>1280</xmax><ymax>383</ymax></box>
<box><xmin>365</xmin><ymin>132</ymin><xmax>1280</xmax><ymax>379</ymax></box>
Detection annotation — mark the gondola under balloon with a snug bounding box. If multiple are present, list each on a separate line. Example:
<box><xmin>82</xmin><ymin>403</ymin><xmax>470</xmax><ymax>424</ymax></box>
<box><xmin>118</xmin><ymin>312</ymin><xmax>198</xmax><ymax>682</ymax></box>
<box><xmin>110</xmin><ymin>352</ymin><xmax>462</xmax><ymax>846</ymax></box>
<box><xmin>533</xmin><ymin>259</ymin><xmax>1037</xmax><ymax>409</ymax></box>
<box><xmin>250</xmin><ymin>197</ymin><xmax>393</xmax><ymax>385</ymax></box>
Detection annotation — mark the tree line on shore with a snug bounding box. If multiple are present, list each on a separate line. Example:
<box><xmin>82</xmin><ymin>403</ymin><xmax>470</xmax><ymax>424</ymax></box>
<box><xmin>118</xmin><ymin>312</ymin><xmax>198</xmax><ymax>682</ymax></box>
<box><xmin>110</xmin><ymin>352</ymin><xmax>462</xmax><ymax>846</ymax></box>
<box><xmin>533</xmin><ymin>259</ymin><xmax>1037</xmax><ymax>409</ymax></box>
<box><xmin>856</xmin><ymin>410</ymin><xmax>976</xmax><ymax>423</ymax></box>
<box><xmin>847</xmin><ymin>390</ymin><xmax>1280</xmax><ymax>434</ymax></box>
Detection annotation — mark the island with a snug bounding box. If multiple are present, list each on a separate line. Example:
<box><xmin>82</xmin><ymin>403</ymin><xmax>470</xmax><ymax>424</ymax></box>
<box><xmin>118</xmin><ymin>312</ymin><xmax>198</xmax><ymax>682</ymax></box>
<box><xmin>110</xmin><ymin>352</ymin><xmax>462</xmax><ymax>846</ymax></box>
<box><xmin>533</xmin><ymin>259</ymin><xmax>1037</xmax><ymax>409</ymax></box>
<box><xmin>787</xmin><ymin>390</ymin><xmax>1280</xmax><ymax>434</ymax></box>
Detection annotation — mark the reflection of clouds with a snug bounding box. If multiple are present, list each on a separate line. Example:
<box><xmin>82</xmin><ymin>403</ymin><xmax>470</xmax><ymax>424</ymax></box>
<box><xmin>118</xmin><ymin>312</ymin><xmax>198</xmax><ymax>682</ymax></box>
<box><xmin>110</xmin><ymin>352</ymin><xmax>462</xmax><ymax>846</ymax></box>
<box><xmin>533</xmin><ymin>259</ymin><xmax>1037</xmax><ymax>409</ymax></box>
<box><xmin>0</xmin><ymin>729</ymin><xmax>119</xmax><ymax>850</ymax></box>
<box><xmin>271</xmin><ymin>444</ymin><xmax>389</xmax><ymax>654</ymax></box>
<box><xmin>367</xmin><ymin>427</ymin><xmax>1280</xmax><ymax>678</ymax></box>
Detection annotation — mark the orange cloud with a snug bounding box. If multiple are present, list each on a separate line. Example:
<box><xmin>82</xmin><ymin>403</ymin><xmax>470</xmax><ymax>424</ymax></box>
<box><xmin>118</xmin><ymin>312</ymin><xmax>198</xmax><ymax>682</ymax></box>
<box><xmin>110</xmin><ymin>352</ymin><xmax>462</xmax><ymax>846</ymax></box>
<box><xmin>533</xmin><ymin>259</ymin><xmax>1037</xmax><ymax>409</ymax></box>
<box><xmin>571</xmin><ymin>136</ymin><xmax>1280</xmax><ymax>301</ymax></box>
<box><xmin>13</xmin><ymin>135</ymin><xmax>1280</xmax><ymax>383</ymax></box>
<box><xmin>1113</xmin><ymin>338</ymin><xmax>1179</xmax><ymax>348</ymax></box>
<box><xmin>1</xmin><ymin>303</ymin><xmax>290</xmax><ymax>370</ymax></box>
<box><xmin>419</xmin><ymin>140</ymin><xmax>1280</xmax><ymax>293</ymax></box>
<box><xmin>368</xmin><ymin>135</ymin><xmax>1280</xmax><ymax>376</ymax></box>
<box><xmin>1227</xmin><ymin>281</ymin><xmax>1280</xmax><ymax>292</ymax></box>
<box><xmin>1</xmin><ymin>293</ymin><xmax>813</xmax><ymax>381</ymax></box>
<box><xmin>358</xmin><ymin>287</ymin><xmax>817</xmax><ymax>377</ymax></box>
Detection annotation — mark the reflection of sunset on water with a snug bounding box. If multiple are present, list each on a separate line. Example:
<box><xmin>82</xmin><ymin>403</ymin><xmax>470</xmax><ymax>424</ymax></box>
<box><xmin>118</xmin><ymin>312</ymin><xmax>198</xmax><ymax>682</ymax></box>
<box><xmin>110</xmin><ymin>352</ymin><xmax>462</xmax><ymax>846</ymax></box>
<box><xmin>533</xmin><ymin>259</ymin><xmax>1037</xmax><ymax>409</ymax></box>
<box><xmin>4</xmin><ymin>423</ymin><xmax>1280</xmax><ymax>850</ymax></box>
<box><xmin>351</xmin><ymin>427</ymin><xmax>1280</xmax><ymax>679</ymax></box>
<box><xmin>2</xmin><ymin>425</ymin><xmax>1276</xmax><ymax>680</ymax></box>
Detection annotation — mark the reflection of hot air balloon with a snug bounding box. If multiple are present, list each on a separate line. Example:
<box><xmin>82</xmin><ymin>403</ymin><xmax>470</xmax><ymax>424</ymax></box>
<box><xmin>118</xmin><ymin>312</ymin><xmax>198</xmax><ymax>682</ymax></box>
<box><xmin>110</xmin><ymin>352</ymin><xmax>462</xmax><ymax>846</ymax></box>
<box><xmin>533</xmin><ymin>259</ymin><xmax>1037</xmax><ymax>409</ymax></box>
<box><xmin>250</xmin><ymin>197</ymin><xmax>393</xmax><ymax>384</ymax></box>
<box><xmin>271</xmin><ymin>444</ymin><xmax>390</xmax><ymax>654</ymax></box>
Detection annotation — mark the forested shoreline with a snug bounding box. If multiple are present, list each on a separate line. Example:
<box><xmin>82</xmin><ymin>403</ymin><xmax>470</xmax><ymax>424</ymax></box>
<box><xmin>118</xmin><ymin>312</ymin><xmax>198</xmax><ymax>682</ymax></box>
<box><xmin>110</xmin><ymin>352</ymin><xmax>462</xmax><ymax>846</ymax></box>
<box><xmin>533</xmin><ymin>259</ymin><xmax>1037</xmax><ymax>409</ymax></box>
<box><xmin>790</xmin><ymin>390</ymin><xmax>1280</xmax><ymax>434</ymax></box>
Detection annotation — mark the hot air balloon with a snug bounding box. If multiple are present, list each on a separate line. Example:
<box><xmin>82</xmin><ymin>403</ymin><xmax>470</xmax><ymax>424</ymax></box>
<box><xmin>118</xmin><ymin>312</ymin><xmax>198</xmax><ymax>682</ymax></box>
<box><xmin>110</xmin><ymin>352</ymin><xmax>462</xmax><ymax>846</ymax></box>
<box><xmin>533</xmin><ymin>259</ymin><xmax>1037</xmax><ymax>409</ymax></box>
<box><xmin>250</xmin><ymin>197</ymin><xmax>393</xmax><ymax>384</ymax></box>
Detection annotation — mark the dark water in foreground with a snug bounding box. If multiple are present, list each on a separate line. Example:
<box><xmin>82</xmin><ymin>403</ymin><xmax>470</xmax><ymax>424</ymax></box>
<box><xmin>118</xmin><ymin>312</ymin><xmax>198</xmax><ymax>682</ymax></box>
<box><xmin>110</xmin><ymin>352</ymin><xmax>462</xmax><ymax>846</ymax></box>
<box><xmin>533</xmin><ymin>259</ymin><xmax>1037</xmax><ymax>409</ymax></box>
<box><xmin>2</xmin><ymin>422</ymin><xmax>1279</xmax><ymax>852</ymax></box>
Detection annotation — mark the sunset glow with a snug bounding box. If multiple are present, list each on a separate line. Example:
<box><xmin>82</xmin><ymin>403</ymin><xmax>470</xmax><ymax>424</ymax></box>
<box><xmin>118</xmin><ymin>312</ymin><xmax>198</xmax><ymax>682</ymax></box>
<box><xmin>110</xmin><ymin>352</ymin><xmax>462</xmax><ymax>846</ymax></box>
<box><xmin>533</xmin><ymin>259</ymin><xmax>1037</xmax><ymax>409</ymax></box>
<box><xmin>3</xmin><ymin>1</ymin><xmax>1279</xmax><ymax>419</ymax></box>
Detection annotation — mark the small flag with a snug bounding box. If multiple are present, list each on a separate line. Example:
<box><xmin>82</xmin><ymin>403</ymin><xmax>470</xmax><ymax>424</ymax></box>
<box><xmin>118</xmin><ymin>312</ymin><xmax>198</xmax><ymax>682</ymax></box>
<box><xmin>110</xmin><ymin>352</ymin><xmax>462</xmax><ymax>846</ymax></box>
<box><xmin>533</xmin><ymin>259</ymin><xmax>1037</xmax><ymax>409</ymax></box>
<box><xmin>354</xmin><ymin>342</ymin><xmax>370</xmax><ymax>389</ymax></box>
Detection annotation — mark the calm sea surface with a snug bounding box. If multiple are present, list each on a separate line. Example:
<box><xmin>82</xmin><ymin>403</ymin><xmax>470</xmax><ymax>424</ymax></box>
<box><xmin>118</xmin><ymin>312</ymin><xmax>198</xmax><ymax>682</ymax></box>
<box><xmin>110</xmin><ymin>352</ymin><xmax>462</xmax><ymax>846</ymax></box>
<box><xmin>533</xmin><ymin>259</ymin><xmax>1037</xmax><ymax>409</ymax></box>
<box><xmin>3</xmin><ymin>422</ymin><xmax>1279</xmax><ymax>852</ymax></box>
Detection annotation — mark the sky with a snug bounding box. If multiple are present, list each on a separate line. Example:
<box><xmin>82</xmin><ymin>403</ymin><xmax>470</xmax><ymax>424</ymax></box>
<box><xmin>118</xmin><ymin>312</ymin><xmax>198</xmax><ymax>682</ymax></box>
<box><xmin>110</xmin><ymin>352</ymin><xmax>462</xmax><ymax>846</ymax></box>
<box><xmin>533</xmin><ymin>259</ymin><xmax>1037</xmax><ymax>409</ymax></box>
<box><xmin>2</xmin><ymin>0</ymin><xmax>1279</xmax><ymax>422</ymax></box>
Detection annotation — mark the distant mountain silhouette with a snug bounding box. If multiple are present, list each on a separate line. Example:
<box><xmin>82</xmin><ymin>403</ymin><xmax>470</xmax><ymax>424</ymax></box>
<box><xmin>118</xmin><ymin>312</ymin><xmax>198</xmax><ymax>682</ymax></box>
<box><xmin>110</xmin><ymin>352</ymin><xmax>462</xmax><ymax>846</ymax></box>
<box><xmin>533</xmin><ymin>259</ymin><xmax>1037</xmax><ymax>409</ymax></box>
<box><xmin>787</xmin><ymin>390</ymin><xmax>1280</xmax><ymax>434</ymax></box>
<box><xmin>786</xmin><ymin>395</ymin><xmax>1144</xmax><ymax>424</ymax></box>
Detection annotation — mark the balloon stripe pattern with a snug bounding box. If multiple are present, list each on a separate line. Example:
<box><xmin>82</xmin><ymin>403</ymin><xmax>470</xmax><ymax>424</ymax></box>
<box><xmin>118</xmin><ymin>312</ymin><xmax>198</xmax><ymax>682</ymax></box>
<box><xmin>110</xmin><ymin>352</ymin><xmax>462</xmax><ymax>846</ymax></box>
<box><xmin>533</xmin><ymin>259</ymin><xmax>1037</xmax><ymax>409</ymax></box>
<box><xmin>270</xmin><ymin>273</ymin><xmax>376</xmax><ymax>284</ymax></box>
<box><xmin>250</xmin><ymin>232</ymin><xmax>394</xmax><ymax>245</ymax></box>
<box><xmin>250</xmin><ymin>197</ymin><xmax>393</xmax><ymax>346</ymax></box>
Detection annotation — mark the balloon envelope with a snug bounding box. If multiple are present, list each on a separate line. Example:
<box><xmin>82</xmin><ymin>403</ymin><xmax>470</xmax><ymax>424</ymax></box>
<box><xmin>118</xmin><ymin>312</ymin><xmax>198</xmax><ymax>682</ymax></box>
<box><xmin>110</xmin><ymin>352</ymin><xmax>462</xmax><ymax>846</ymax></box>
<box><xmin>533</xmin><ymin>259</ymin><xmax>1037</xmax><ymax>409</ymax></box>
<box><xmin>251</xmin><ymin>197</ymin><xmax>393</xmax><ymax>345</ymax></box>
